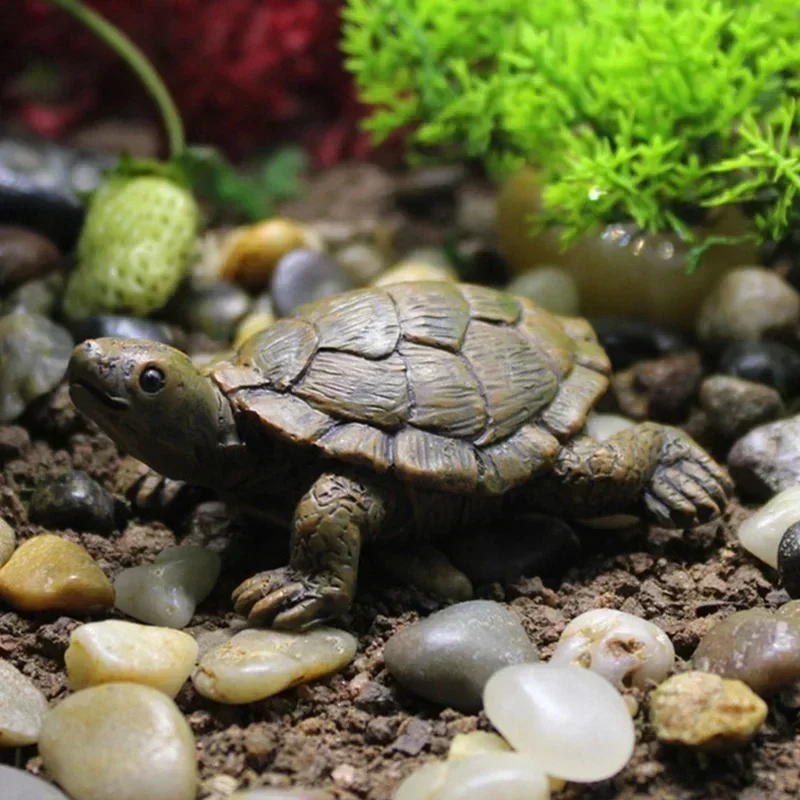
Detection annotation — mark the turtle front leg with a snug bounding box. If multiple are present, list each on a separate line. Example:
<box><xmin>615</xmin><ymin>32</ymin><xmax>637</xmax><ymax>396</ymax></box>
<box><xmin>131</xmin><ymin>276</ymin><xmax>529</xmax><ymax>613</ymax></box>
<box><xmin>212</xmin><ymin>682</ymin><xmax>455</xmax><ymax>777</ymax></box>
<box><xmin>529</xmin><ymin>423</ymin><xmax>732</xmax><ymax>528</ymax></box>
<box><xmin>232</xmin><ymin>471</ymin><xmax>388</xmax><ymax>630</ymax></box>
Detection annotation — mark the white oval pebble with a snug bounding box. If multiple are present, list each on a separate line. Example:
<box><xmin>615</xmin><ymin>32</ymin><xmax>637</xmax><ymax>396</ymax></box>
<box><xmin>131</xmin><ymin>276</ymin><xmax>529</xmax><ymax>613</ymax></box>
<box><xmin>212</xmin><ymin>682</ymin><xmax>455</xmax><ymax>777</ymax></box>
<box><xmin>448</xmin><ymin>731</ymin><xmax>511</xmax><ymax>760</ymax></box>
<box><xmin>483</xmin><ymin>663</ymin><xmax>635</xmax><ymax>782</ymax></box>
<box><xmin>585</xmin><ymin>412</ymin><xmax>635</xmax><ymax>441</ymax></box>
<box><xmin>192</xmin><ymin>627</ymin><xmax>357</xmax><ymax>704</ymax></box>
<box><xmin>0</xmin><ymin>764</ymin><xmax>70</xmax><ymax>800</ymax></box>
<box><xmin>65</xmin><ymin>620</ymin><xmax>199</xmax><ymax>697</ymax></box>
<box><xmin>738</xmin><ymin>486</ymin><xmax>800</xmax><ymax>568</ymax></box>
<box><xmin>549</xmin><ymin>609</ymin><xmax>675</xmax><ymax>689</ymax></box>
<box><xmin>395</xmin><ymin>754</ymin><xmax>550</xmax><ymax>800</ymax></box>
<box><xmin>114</xmin><ymin>545</ymin><xmax>221</xmax><ymax>628</ymax></box>
<box><xmin>38</xmin><ymin>683</ymin><xmax>197</xmax><ymax>800</ymax></box>
<box><xmin>0</xmin><ymin>659</ymin><xmax>49</xmax><ymax>746</ymax></box>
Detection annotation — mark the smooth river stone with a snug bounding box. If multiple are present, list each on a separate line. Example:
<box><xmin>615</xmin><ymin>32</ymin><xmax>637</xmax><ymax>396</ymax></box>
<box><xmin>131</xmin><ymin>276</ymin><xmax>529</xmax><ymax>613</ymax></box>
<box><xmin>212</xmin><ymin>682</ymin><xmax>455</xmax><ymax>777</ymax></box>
<box><xmin>192</xmin><ymin>627</ymin><xmax>357</xmax><ymax>704</ymax></box>
<box><xmin>393</xmin><ymin>753</ymin><xmax>550</xmax><ymax>800</ymax></box>
<box><xmin>483</xmin><ymin>663</ymin><xmax>635</xmax><ymax>782</ymax></box>
<box><xmin>384</xmin><ymin>600</ymin><xmax>538</xmax><ymax>713</ymax></box>
<box><xmin>114</xmin><ymin>545</ymin><xmax>221</xmax><ymax>628</ymax></box>
<box><xmin>0</xmin><ymin>534</ymin><xmax>113</xmax><ymax>612</ymax></box>
<box><xmin>66</xmin><ymin>620</ymin><xmax>199</xmax><ymax>697</ymax></box>
<box><xmin>447</xmin><ymin>731</ymin><xmax>511</xmax><ymax>760</ymax></box>
<box><xmin>0</xmin><ymin>659</ymin><xmax>49</xmax><ymax>746</ymax></box>
<box><xmin>0</xmin><ymin>517</ymin><xmax>16</xmax><ymax>567</ymax></box>
<box><xmin>0</xmin><ymin>765</ymin><xmax>70</xmax><ymax>800</ymax></box>
<box><xmin>38</xmin><ymin>683</ymin><xmax>197</xmax><ymax>800</ymax></box>
<box><xmin>549</xmin><ymin>608</ymin><xmax>675</xmax><ymax>689</ymax></box>
<box><xmin>737</xmin><ymin>486</ymin><xmax>800</xmax><ymax>568</ymax></box>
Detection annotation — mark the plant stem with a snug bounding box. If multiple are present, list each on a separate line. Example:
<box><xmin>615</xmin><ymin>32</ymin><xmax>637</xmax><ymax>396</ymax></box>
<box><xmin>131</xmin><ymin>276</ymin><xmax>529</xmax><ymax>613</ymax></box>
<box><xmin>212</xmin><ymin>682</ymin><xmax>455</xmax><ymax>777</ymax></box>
<box><xmin>45</xmin><ymin>0</ymin><xmax>185</xmax><ymax>158</ymax></box>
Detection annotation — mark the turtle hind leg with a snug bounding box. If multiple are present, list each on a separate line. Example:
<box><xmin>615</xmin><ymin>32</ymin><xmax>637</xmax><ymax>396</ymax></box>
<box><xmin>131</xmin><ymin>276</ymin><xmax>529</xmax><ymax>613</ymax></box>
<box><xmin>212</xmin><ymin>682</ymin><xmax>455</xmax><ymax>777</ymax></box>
<box><xmin>528</xmin><ymin>422</ymin><xmax>732</xmax><ymax>528</ymax></box>
<box><xmin>232</xmin><ymin>471</ymin><xmax>390</xmax><ymax>630</ymax></box>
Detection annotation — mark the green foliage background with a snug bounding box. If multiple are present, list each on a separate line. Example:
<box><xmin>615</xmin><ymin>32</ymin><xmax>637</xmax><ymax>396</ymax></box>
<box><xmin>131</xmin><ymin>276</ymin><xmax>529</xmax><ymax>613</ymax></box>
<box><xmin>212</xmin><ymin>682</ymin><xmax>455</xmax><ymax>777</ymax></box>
<box><xmin>343</xmin><ymin>0</ymin><xmax>800</xmax><ymax>250</ymax></box>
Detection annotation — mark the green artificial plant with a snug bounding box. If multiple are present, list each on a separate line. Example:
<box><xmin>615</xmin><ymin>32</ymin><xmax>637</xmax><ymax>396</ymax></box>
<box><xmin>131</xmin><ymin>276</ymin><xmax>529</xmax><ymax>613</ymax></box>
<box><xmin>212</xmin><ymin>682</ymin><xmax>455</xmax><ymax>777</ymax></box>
<box><xmin>343</xmin><ymin>0</ymin><xmax>800</xmax><ymax>267</ymax></box>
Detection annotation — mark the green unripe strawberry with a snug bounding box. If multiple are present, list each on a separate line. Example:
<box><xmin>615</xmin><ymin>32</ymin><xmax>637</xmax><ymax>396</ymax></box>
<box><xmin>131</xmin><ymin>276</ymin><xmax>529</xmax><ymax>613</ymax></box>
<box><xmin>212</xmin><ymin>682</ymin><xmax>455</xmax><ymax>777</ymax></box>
<box><xmin>63</xmin><ymin>175</ymin><xmax>200</xmax><ymax>320</ymax></box>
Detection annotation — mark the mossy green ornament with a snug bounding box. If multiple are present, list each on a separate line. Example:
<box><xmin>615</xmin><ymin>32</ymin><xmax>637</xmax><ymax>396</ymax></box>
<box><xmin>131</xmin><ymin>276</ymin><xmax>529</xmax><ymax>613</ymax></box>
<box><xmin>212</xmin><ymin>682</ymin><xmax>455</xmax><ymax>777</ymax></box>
<box><xmin>64</xmin><ymin>176</ymin><xmax>199</xmax><ymax>320</ymax></box>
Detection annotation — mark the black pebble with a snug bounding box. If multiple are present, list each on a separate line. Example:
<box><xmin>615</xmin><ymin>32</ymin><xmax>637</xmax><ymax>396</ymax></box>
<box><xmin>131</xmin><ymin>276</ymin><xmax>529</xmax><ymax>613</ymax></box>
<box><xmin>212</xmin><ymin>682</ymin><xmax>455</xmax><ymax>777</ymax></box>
<box><xmin>588</xmin><ymin>317</ymin><xmax>694</xmax><ymax>371</ymax></box>
<box><xmin>29</xmin><ymin>471</ymin><xmax>119</xmax><ymax>534</ymax></box>
<box><xmin>778</xmin><ymin>521</ymin><xmax>800</xmax><ymax>598</ymax></box>
<box><xmin>718</xmin><ymin>341</ymin><xmax>800</xmax><ymax>399</ymax></box>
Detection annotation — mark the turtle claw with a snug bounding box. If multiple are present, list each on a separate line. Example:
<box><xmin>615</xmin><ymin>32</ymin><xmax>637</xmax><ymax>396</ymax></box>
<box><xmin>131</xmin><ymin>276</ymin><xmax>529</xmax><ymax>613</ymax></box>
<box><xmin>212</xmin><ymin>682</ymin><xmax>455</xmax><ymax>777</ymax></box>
<box><xmin>232</xmin><ymin>567</ymin><xmax>350</xmax><ymax>630</ymax></box>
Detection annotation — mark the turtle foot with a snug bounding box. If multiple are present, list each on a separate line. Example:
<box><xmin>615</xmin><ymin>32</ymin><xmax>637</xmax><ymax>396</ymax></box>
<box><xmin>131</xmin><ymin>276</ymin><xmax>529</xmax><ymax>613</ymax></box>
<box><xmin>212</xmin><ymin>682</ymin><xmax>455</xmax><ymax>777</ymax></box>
<box><xmin>232</xmin><ymin>567</ymin><xmax>351</xmax><ymax>630</ymax></box>
<box><xmin>644</xmin><ymin>432</ymin><xmax>733</xmax><ymax>528</ymax></box>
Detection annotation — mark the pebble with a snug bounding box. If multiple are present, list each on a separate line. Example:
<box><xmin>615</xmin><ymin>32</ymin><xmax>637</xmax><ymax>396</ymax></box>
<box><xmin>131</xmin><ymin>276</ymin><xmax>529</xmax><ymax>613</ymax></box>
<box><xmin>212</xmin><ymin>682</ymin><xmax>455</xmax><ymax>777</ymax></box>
<box><xmin>0</xmin><ymin>312</ymin><xmax>73</xmax><ymax>423</ymax></box>
<box><xmin>221</xmin><ymin>218</ymin><xmax>310</xmax><ymax>288</ymax></box>
<box><xmin>65</xmin><ymin>620</ymin><xmax>199</xmax><ymax>697</ymax></box>
<box><xmin>0</xmin><ymin>659</ymin><xmax>49</xmax><ymax>746</ymax></box>
<box><xmin>728</xmin><ymin>415</ymin><xmax>800</xmax><ymax>499</ymax></box>
<box><xmin>114</xmin><ymin>545</ymin><xmax>221</xmax><ymax>629</ymax></box>
<box><xmin>39</xmin><ymin>682</ymin><xmax>197</xmax><ymax>800</ymax></box>
<box><xmin>585</xmin><ymin>412</ymin><xmax>635</xmax><ymax>441</ymax></box>
<box><xmin>394</xmin><ymin>753</ymin><xmax>550</xmax><ymax>800</ymax></box>
<box><xmin>692</xmin><ymin>608</ymin><xmax>800</xmax><ymax>695</ymax></box>
<box><xmin>0</xmin><ymin>225</ymin><xmax>60</xmax><ymax>290</ymax></box>
<box><xmin>456</xmin><ymin>183</ymin><xmax>497</xmax><ymax>238</ymax></box>
<box><xmin>233</xmin><ymin>293</ymin><xmax>276</xmax><ymax>348</ymax></box>
<box><xmin>1</xmin><ymin>273</ymin><xmax>64</xmax><ymax>316</ymax></box>
<box><xmin>167</xmin><ymin>280</ymin><xmax>251</xmax><ymax>340</ymax></box>
<box><xmin>738</xmin><ymin>486</ymin><xmax>800</xmax><ymax>568</ymax></box>
<box><xmin>632</xmin><ymin>351</ymin><xmax>704</xmax><ymax>422</ymax></box>
<box><xmin>483</xmin><ymin>663</ymin><xmax>635</xmax><ymax>782</ymax></box>
<box><xmin>0</xmin><ymin>765</ymin><xmax>70</xmax><ymax>800</ymax></box>
<box><xmin>443</xmin><ymin>514</ymin><xmax>580</xmax><ymax>585</ymax></box>
<box><xmin>373</xmin><ymin>261</ymin><xmax>457</xmax><ymax>286</ymax></box>
<box><xmin>447</xmin><ymin>731</ymin><xmax>511</xmax><ymax>760</ymax></box>
<box><xmin>0</xmin><ymin>517</ymin><xmax>15</xmax><ymax>567</ymax></box>
<box><xmin>650</xmin><ymin>671</ymin><xmax>767</xmax><ymax>749</ymax></box>
<box><xmin>778</xmin><ymin>522</ymin><xmax>800</xmax><ymax>598</ymax></box>
<box><xmin>718</xmin><ymin>341</ymin><xmax>800</xmax><ymax>399</ymax></box>
<box><xmin>335</xmin><ymin>241</ymin><xmax>386</xmax><ymax>285</ymax></box>
<box><xmin>697</xmin><ymin>267</ymin><xmax>800</xmax><ymax>347</ymax></box>
<box><xmin>384</xmin><ymin>600</ymin><xmax>538</xmax><ymax>712</ymax></box>
<box><xmin>507</xmin><ymin>266</ymin><xmax>580</xmax><ymax>315</ymax></box>
<box><xmin>549</xmin><ymin>609</ymin><xmax>675</xmax><ymax>689</ymax></box>
<box><xmin>192</xmin><ymin>627</ymin><xmax>357</xmax><ymax>704</ymax></box>
<box><xmin>228</xmin><ymin>791</ymin><xmax>333</xmax><ymax>799</ymax></box>
<box><xmin>0</xmin><ymin>534</ymin><xmax>113</xmax><ymax>612</ymax></box>
<box><xmin>394</xmin><ymin>165</ymin><xmax>466</xmax><ymax>211</ymax></box>
<box><xmin>29</xmin><ymin>470</ymin><xmax>117</xmax><ymax>533</ymax></box>
<box><xmin>699</xmin><ymin>375</ymin><xmax>784</xmax><ymax>440</ymax></box>
<box><xmin>271</xmin><ymin>249</ymin><xmax>355</xmax><ymax>316</ymax></box>
<box><xmin>588</xmin><ymin>317</ymin><xmax>694</xmax><ymax>371</ymax></box>
<box><xmin>70</xmin><ymin>314</ymin><xmax>177</xmax><ymax>346</ymax></box>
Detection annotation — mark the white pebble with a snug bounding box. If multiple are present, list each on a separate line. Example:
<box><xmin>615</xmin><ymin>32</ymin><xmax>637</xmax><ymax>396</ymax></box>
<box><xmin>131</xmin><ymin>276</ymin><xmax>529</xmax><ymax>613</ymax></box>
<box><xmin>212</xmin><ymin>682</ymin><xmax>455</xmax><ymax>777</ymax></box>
<box><xmin>738</xmin><ymin>486</ymin><xmax>800</xmax><ymax>568</ymax></box>
<box><xmin>38</xmin><ymin>683</ymin><xmax>197</xmax><ymax>800</ymax></box>
<box><xmin>483</xmin><ymin>663</ymin><xmax>635</xmax><ymax>782</ymax></box>
<box><xmin>0</xmin><ymin>764</ymin><xmax>70</xmax><ymax>800</ymax></box>
<box><xmin>192</xmin><ymin>627</ymin><xmax>357</xmax><ymax>704</ymax></box>
<box><xmin>0</xmin><ymin>659</ymin><xmax>49</xmax><ymax>746</ymax></box>
<box><xmin>394</xmin><ymin>754</ymin><xmax>550</xmax><ymax>800</ymax></box>
<box><xmin>65</xmin><ymin>620</ymin><xmax>199</xmax><ymax>697</ymax></box>
<box><xmin>448</xmin><ymin>731</ymin><xmax>511</xmax><ymax>760</ymax></box>
<box><xmin>114</xmin><ymin>545</ymin><xmax>221</xmax><ymax>628</ymax></box>
<box><xmin>549</xmin><ymin>609</ymin><xmax>675</xmax><ymax>689</ymax></box>
<box><xmin>585</xmin><ymin>412</ymin><xmax>635</xmax><ymax>441</ymax></box>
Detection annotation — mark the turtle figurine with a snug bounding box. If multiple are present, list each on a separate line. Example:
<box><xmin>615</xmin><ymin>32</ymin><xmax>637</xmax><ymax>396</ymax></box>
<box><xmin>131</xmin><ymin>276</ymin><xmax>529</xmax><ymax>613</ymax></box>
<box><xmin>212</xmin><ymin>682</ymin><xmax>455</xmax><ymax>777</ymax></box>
<box><xmin>67</xmin><ymin>281</ymin><xmax>731</xmax><ymax>630</ymax></box>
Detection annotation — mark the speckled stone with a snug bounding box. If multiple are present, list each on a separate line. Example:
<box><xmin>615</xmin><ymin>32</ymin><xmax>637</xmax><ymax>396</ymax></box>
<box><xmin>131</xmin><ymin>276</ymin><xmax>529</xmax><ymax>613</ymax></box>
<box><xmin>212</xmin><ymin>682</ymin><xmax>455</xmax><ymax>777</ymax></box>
<box><xmin>1</xmin><ymin>273</ymin><xmax>63</xmax><ymax>317</ymax></box>
<box><xmin>692</xmin><ymin>608</ymin><xmax>800</xmax><ymax>695</ymax></box>
<box><xmin>778</xmin><ymin>522</ymin><xmax>800</xmax><ymax>598</ymax></box>
<box><xmin>0</xmin><ymin>534</ymin><xmax>113</xmax><ymax>613</ymax></box>
<box><xmin>728</xmin><ymin>415</ymin><xmax>800</xmax><ymax>499</ymax></box>
<box><xmin>383</xmin><ymin>600</ymin><xmax>539</xmax><ymax>712</ymax></box>
<box><xmin>228</xmin><ymin>790</ymin><xmax>333</xmax><ymax>799</ymax></box>
<box><xmin>39</xmin><ymin>683</ymin><xmax>197</xmax><ymax>800</ymax></box>
<box><xmin>699</xmin><ymin>375</ymin><xmax>785</xmax><ymax>440</ymax></box>
<box><xmin>0</xmin><ymin>517</ymin><xmax>16</xmax><ymax>567</ymax></box>
<box><xmin>0</xmin><ymin>659</ymin><xmax>49</xmax><ymax>746</ymax></box>
<box><xmin>650</xmin><ymin>671</ymin><xmax>767</xmax><ymax>749</ymax></box>
<box><xmin>0</xmin><ymin>765</ymin><xmax>70</xmax><ymax>800</ymax></box>
<box><xmin>29</xmin><ymin>471</ymin><xmax>116</xmax><ymax>533</ymax></box>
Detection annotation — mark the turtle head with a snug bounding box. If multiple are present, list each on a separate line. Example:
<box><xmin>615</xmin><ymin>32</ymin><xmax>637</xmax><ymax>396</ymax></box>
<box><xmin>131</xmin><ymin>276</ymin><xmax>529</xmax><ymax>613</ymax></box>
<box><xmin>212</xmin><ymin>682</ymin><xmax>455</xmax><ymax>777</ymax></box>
<box><xmin>68</xmin><ymin>338</ymin><xmax>237</xmax><ymax>483</ymax></box>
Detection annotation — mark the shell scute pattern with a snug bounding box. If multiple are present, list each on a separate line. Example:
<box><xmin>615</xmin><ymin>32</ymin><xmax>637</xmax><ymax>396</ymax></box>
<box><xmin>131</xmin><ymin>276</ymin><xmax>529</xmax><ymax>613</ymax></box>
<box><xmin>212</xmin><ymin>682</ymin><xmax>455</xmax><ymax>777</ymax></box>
<box><xmin>213</xmin><ymin>282</ymin><xmax>610</xmax><ymax>494</ymax></box>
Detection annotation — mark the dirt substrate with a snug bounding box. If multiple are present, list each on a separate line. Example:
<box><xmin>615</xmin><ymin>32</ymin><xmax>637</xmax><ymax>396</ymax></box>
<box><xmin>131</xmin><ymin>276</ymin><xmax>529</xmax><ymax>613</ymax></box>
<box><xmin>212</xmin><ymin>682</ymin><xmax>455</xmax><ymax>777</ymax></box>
<box><xmin>0</xmin><ymin>385</ymin><xmax>798</xmax><ymax>800</ymax></box>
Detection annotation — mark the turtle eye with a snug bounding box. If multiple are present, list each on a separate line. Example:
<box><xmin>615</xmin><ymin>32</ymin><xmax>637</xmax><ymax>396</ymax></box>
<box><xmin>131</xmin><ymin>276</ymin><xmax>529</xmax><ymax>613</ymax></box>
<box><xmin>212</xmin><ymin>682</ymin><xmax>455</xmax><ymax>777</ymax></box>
<box><xmin>139</xmin><ymin>366</ymin><xmax>165</xmax><ymax>394</ymax></box>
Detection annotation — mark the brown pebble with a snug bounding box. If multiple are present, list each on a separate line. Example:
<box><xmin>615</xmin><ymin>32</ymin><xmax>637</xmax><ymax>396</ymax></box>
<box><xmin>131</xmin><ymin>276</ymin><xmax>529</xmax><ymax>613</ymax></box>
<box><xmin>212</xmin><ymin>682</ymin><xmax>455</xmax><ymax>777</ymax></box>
<box><xmin>633</xmin><ymin>351</ymin><xmax>704</xmax><ymax>422</ymax></box>
<box><xmin>650</xmin><ymin>671</ymin><xmax>767</xmax><ymax>749</ymax></box>
<box><xmin>0</xmin><ymin>226</ymin><xmax>60</xmax><ymax>290</ymax></box>
<box><xmin>0</xmin><ymin>534</ymin><xmax>114</xmax><ymax>612</ymax></box>
<box><xmin>699</xmin><ymin>375</ymin><xmax>785</xmax><ymax>440</ymax></box>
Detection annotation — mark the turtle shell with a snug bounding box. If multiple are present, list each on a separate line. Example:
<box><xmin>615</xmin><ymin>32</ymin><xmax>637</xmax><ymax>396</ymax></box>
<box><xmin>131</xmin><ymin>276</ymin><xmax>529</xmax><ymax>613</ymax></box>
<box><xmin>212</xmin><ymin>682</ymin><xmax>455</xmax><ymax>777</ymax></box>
<box><xmin>208</xmin><ymin>282</ymin><xmax>610</xmax><ymax>495</ymax></box>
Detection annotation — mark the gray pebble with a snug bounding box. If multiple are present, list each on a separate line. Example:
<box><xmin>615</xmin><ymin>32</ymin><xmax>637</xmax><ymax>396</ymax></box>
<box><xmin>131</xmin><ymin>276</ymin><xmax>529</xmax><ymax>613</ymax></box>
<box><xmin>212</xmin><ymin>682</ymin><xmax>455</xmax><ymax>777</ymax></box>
<box><xmin>728</xmin><ymin>415</ymin><xmax>800</xmax><ymax>500</ymax></box>
<box><xmin>71</xmin><ymin>314</ymin><xmax>177</xmax><ymax>346</ymax></box>
<box><xmin>507</xmin><ymin>267</ymin><xmax>580</xmax><ymax>316</ymax></box>
<box><xmin>699</xmin><ymin>375</ymin><xmax>785</xmax><ymax>440</ymax></box>
<box><xmin>0</xmin><ymin>225</ymin><xmax>59</xmax><ymax>291</ymax></box>
<box><xmin>0</xmin><ymin>765</ymin><xmax>69</xmax><ymax>800</ymax></box>
<box><xmin>718</xmin><ymin>341</ymin><xmax>800</xmax><ymax>399</ymax></box>
<box><xmin>271</xmin><ymin>250</ymin><xmax>355</xmax><ymax>316</ymax></box>
<box><xmin>29</xmin><ymin>471</ymin><xmax>117</xmax><ymax>533</ymax></box>
<box><xmin>0</xmin><ymin>312</ymin><xmax>73</xmax><ymax>423</ymax></box>
<box><xmin>384</xmin><ymin>599</ymin><xmax>539</xmax><ymax>712</ymax></box>
<box><xmin>1</xmin><ymin>273</ymin><xmax>64</xmax><ymax>316</ymax></box>
<box><xmin>166</xmin><ymin>280</ymin><xmax>252</xmax><ymax>340</ymax></box>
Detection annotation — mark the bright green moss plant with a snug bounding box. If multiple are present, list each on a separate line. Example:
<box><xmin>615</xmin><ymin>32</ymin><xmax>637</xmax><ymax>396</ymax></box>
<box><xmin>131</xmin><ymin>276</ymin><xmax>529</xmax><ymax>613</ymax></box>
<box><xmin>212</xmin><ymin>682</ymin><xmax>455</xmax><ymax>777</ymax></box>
<box><xmin>343</xmin><ymin>0</ymin><xmax>800</xmax><ymax>268</ymax></box>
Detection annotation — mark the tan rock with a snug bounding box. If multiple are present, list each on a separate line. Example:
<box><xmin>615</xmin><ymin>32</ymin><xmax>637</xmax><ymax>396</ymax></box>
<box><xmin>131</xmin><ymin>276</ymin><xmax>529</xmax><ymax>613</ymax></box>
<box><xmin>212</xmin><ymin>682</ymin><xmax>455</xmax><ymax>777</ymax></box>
<box><xmin>0</xmin><ymin>518</ymin><xmax>15</xmax><ymax>567</ymax></box>
<box><xmin>0</xmin><ymin>534</ymin><xmax>113</xmax><ymax>612</ymax></box>
<box><xmin>0</xmin><ymin>659</ymin><xmax>49</xmax><ymax>746</ymax></box>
